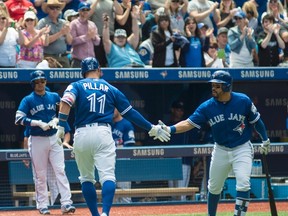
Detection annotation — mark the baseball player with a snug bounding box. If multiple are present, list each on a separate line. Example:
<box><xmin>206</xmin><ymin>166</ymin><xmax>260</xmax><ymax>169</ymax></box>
<box><xmin>56</xmin><ymin>57</ymin><xmax>170</xmax><ymax>216</ymax></box>
<box><xmin>160</xmin><ymin>70</ymin><xmax>270</xmax><ymax>216</ymax></box>
<box><xmin>15</xmin><ymin>70</ymin><xmax>76</xmax><ymax>215</ymax></box>
<box><xmin>112</xmin><ymin>108</ymin><xmax>135</xmax><ymax>203</ymax></box>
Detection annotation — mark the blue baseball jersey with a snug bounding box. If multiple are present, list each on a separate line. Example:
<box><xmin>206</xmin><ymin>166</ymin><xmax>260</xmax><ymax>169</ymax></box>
<box><xmin>188</xmin><ymin>92</ymin><xmax>260</xmax><ymax>148</ymax></box>
<box><xmin>112</xmin><ymin>118</ymin><xmax>135</xmax><ymax>147</ymax></box>
<box><xmin>16</xmin><ymin>91</ymin><xmax>59</xmax><ymax>136</ymax></box>
<box><xmin>62</xmin><ymin>78</ymin><xmax>151</xmax><ymax>129</ymax></box>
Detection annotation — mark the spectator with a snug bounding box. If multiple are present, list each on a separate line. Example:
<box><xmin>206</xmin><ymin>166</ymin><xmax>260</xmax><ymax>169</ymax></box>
<box><xmin>17</xmin><ymin>10</ymin><xmax>50</xmax><ymax>68</ymax></box>
<box><xmin>242</xmin><ymin>1</ymin><xmax>259</xmax><ymax>33</ymax></box>
<box><xmin>198</xmin><ymin>22</ymin><xmax>215</xmax><ymax>42</ymax></box>
<box><xmin>228</xmin><ymin>10</ymin><xmax>257</xmax><ymax>67</ymax></box>
<box><xmin>216</xmin><ymin>27</ymin><xmax>231</xmax><ymax>66</ymax></box>
<box><xmin>115</xmin><ymin>0</ymin><xmax>145</xmax><ymax>37</ymax></box>
<box><xmin>257</xmin><ymin>14</ymin><xmax>284</xmax><ymax>66</ymax></box>
<box><xmin>179</xmin><ymin>17</ymin><xmax>209</xmax><ymax>67</ymax></box>
<box><xmin>187</xmin><ymin>0</ymin><xmax>219</xmax><ymax>30</ymax></box>
<box><xmin>63</xmin><ymin>9</ymin><xmax>79</xmax><ymax>22</ymax></box>
<box><xmin>112</xmin><ymin>108</ymin><xmax>135</xmax><ymax>204</ymax></box>
<box><xmin>70</xmin><ymin>2</ymin><xmax>100</xmax><ymax>68</ymax></box>
<box><xmin>215</xmin><ymin>0</ymin><xmax>237</xmax><ymax>29</ymax></box>
<box><xmin>63</xmin><ymin>9</ymin><xmax>78</xmax><ymax>64</ymax></box>
<box><xmin>138</xmin><ymin>26</ymin><xmax>156</xmax><ymax>66</ymax></box>
<box><xmin>37</xmin><ymin>0</ymin><xmax>72</xmax><ymax>68</ymax></box>
<box><xmin>103</xmin><ymin>13</ymin><xmax>145</xmax><ymax>68</ymax></box>
<box><xmin>90</xmin><ymin>0</ymin><xmax>123</xmax><ymax>67</ymax></box>
<box><xmin>4</xmin><ymin>0</ymin><xmax>34</xmax><ymax>21</ymax></box>
<box><xmin>164</xmin><ymin>0</ymin><xmax>189</xmax><ymax>34</ymax></box>
<box><xmin>262</xmin><ymin>0</ymin><xmax>286</xmax><ymax>25</ymax></box>
<box><xmin>0</xmin><ymin>11</ymin><xmax>24</xmax><ymax>68</ymax></box>
<box><xmin>204</xmin><ymin>41</ymin><xmax>226</xmax><ymax>68</ymax></box>
<box><xmin>151</xmin><ymin>13</ymin><xmax>179</xmax><ymax>67</ymax></box>
<box><xmin>141</xmin><ymin>11</ymin><xmax>157</xmax><ymax>41</ymax></box>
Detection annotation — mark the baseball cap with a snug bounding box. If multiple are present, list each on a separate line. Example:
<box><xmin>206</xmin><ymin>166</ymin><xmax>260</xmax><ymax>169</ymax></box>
<box><xmin>234</xmin><ymin>10</ymin><xmax>246</xmax><ymax>19</ymax></box>
<box><xmin>217</xmin><ymin>27</ymin><xmax>228</xmax><ymax>36</ymax></box>
<box><xmin>198</xmin><ymin>23</ymin><xmax>208</xmax><ymax>29</ymax></box>
<box><xmin>115</xmin><ymin>29</ymin><xmax>127</xmax><ymax>37</ymax></box>
<box><xmin>63</xmin><ymin>9</ymin><xmax>79</xmax><ymax>21</ymax></box>
<box><xmin>24</xmin><ymin>11</ymin><xmax>37</xmax><ymax>20</ymax></box>
<box><xmin>78</xmin><ymin>2</ymin><xmax>90</xmax><ymax>11</ymax></box>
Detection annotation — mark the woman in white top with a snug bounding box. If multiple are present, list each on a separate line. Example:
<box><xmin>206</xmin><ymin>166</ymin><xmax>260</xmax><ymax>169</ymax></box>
<box><xmin>0</xmin><ymin>11</ymin><xmax>24</xmax><ymax>68</ymax></box>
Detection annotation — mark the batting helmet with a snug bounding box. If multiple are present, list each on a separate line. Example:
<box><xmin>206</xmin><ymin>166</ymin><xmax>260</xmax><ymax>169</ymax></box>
<box><xmin>81</xmin><ymin>57</ymin><xmax>100</xmax><ymax>78</ymax></box>
<box><xmin>208</xmin><ymin>70</ymin><xmax>232</xmax><ymax>92</ymax></box>
<box><xmin>30</xmin><ymin>70</ymin><xmax>46</xmax><ymax>88</ymax></box>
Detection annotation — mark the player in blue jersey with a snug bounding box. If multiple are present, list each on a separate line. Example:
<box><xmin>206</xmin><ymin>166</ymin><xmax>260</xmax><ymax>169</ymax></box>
<box><xmin>112</xmin><ymin>108</ymin><xmax>135</xmax><ymax>203</ymax></box>
<box><xmin>159</xmin><ymin>70</ymin><xmax>270</xmax><ymax>216</ymax></box>
<box><xmin>15</xmin><ymin>70</ymin><xmax>76</xmax><ymax>215</ymax></box>
<box><xmin>56</xmin><ymin>57</ymin><xmax>170</xmax><ymax>216</ymax></box>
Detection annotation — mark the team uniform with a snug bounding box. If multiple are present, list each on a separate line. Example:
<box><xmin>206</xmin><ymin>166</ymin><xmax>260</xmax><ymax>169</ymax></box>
<box><xmin>165</xmin><ymin>71</ymin><xmax>270</xmax><ymax>216</ymax></box>
<box><xmin>112</xmin><ymin>117</ymin><xmax>135</xmax><ymax>203</ymax></box>
<box><xmin>15</xmin><ymin>70</ymin><xmax>75</xmax><ymax>215</ymax></box>
<box><xmin>58</xmin><ymin>57</ymin><xmax>169</xmax><ymax>216</ymax></box>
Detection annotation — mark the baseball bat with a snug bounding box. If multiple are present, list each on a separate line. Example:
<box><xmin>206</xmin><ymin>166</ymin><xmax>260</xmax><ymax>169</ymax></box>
<box><xmin>262</xmin><ymin>154</ymin><xmax>278</xmax><ymax>216</ymax></box>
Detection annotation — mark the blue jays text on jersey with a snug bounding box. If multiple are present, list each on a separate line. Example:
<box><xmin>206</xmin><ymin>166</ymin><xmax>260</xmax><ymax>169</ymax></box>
<box><xmin>187</xmin><ymin>92</ymin><xmax>260</xmax><ymax>148</ymax></box>
<box><xmin>15</xmin><ymin>91</ymin><xmax>60</xmax><ymax>136</ymax></box>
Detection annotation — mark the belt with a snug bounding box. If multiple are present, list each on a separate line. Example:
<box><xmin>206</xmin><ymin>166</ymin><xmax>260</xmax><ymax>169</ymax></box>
<box><xmin>76</xmin><ymin>122</ymin><xmax>109</xmax><ymax>129</ymax></box>
<box><xmin>46</xmin><ymin>53</ymin><xmax>68</xmax><ymax>57</ymax></box>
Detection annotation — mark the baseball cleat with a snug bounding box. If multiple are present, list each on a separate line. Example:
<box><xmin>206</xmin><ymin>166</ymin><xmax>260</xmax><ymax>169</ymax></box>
<box><xmin>39</xmin><ymin>208</ymin><xmax>50</xmax><ymax>215</ymax></box>
<box><xmin>61</xmin><ymin>204</ymin><xmax>76</xmax><ymax>214</ymax></box>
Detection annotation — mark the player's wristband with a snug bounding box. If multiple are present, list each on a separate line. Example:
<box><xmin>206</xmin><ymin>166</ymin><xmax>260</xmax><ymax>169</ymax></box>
<box><xmin>170</xmin><ymin>126</ymin><xmax>176</xmax><ymax>134</ymax></box>
<box><xmin>58</xmin><ymin>112</ymin><xmax>68</xmax><ymax>127</ymax></box>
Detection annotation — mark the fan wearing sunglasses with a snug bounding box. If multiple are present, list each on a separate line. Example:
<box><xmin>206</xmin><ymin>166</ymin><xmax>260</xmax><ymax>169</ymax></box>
<box><xmin>227</xmin><ymin>10</ymin><xmax>257</xmax><ymax>68</ymax></box>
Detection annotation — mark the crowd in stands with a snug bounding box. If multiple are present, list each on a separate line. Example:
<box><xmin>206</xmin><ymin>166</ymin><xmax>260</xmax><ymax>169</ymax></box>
<box><xmin>1</xmin><ymin>0</ymin><xmax>288</xmax><ymax>68</ymax></box>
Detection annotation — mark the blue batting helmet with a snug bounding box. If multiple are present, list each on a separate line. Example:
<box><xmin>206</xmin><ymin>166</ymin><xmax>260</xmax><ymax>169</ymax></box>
<box><xmin>208</xmin><ymin>70</ymin><xmax>232</xmax><ymax>92</ymax></box>
<box><xmin>81</xmin><ymin>57</ymin><xmax>100</xmax><ymax>78</ymax></box>
<box><xmin>30</xmin><ymin>70</ymin><xmax>46</xmax><ymax>88</ymax></box>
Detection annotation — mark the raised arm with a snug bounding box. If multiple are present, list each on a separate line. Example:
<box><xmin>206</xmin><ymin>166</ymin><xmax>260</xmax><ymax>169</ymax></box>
<box><xmin>102</xmin><ymin>14</ymin><xmax>112</xmax><ymax>55</ymax></box>
<box><xmin>127</xmin><ymin>7</ymin><xmax>139</xmax><ymax>49</ymax></box>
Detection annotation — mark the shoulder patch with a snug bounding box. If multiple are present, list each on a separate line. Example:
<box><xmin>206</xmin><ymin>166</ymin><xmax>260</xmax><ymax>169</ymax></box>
<box><xmin>138</xmin><ymin>48</ymin><xmax>148</xmax><ymax>56</ymax></box>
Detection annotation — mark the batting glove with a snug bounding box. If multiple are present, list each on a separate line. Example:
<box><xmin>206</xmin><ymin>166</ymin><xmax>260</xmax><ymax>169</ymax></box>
<box><xmin>158</xmin><ymin>120</ymin><xmax>171</xmax><ymax>133</ymax></box>
<box><xmin>48</xmin><ymin>118</ymin><xmax>59</xmax><ymax>129</ymax></box>
<box><xmin>259</xmin><ymin>138</ymin><xmax>270</xmax><ymax>155</ymax></box>
<box><xmin>148</xmin><ymin>125</ymin><xmax>171</xmax><ymax>142</ymax></box>
<box><xmin>56</xmin><ymin>126</ymin><xmax>65</xmax><ymax>146</ymax></box>
<box><xmin>31</xmin><ymin>120</ymin><xmax>50</xmax><ymax>131</ymax></box>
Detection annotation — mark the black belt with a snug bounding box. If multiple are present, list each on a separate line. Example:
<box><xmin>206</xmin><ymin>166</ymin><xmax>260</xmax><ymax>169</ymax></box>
<box><xmin>76</xmin><ymin>123</ymin><xmax>109</xmax><ymax>129</ymax></box>
<box><xmin>45</xmin><ymin>53</ymin><xmax>68</xmax><ymax>57</ymax></box>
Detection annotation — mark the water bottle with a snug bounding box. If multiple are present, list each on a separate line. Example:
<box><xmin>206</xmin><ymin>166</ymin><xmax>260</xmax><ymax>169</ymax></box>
<box><xmin>258</xmin><ymin>160</ymin><xmax>263</xmax><ymax>175</ymax></box>
<box><xmin>251</xmin><ymin>160</ymin><xmax>257</xmax><ymax>175</ymax></box>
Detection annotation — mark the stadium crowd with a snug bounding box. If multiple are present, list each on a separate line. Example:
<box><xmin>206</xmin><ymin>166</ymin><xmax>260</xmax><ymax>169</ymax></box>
<box><xmin>0</xmin><ymin>0</ymin><xmax>288</xmax><ymax>68</ymax></box>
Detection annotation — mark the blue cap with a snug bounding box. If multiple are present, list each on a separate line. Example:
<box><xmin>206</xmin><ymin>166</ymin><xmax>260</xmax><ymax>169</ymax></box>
<box><xmin>78</xmin><ymin>2</ymin><xmax>90</xmax><ymax>11</ymax></box>
<box><xmin>234</xmin><ymin>11</ymin><xmax>246</xmax><ymax>19</ymax></box>
<box><xmin>197</xmin><ymin>23</ymin><xmax>208</xmax><ymax>29</ymax></box>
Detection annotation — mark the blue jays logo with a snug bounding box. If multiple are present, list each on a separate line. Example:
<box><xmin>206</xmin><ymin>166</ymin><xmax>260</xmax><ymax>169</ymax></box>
<box><xmin>233</xmin><ymin>121</ymin><xmax>245</xmax><ymax>135</ymax></box>
<box><xmin>160</xmin><ymin>70</ymin><xmax>167</xmax><ymax>78</ymax></box>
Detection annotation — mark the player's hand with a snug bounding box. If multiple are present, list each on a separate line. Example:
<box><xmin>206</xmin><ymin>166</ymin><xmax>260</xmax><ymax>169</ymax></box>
<box><xmin>48</xmin><ymin>118</ymin><xmax>59</xmax><ymax>129</ymax></box>
<box><xmin>158</xmin><ymin>120</ymin><xmax>171</xmax><ymax>133</ymax></box>
<box><xmin>259</xmin><ymin>138</ymin><xmax>270</xmax><ymax>155</ymax></box>
<box><xmin>148</xmin><ymin>125</ymin><xmax>170</xmax><ymax>142</ymax></box>
<box><xmin>56</xmin><ymin>126</ymin><xmax>65</xmax><ymax>146</ymax></box>
<box><xmin>31</xmin><ymin>120</ymin><xmax>50</xmax><ymax>131</ymax></box>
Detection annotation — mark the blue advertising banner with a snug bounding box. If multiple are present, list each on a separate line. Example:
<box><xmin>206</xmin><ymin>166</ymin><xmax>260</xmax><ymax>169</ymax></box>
<box><xmin>0</xmin><ymin>67</ymin><xmax>288</xmax><ymax>83</ymax></box>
